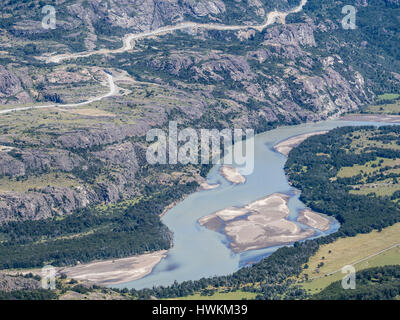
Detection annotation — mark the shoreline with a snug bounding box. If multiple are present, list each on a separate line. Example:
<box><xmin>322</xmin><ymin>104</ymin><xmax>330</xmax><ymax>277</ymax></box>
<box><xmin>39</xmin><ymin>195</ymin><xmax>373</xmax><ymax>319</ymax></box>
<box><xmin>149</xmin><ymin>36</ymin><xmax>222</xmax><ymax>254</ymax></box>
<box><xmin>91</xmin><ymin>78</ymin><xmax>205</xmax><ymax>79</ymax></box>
<box><xmin>160</xmin><ymin>177</ymin><xmax>220</xmax><ymax>218</ymax></box>
<box><xmin>2</xmin><ymin>250</ymin><xmax>168</xmax><ymax>287</ymax></box>
<box><xmin>274</xmin><ymin>131</ymin><xmax>328</xmax><ymax>157</ymax></box>
<box><xmin>57</xmin><ymin>250</ymin><xmax>168</xmax><ymax>286</ymax></box>
<box><xmin>1</xmin><ymin>175</ymin><xmax>221</xmax><ymax>286</ymax></box>
<box><xmin>298</xmin><ymin>209</ymin><xmax>331</xmax><ymax>232</ymax></box>
<box><xmin>60</xmin><ymin>127</ymin><xmax>332</xmax><ymax>285</ymax></box>
<box><xmin>197</xmin><ymin>175</ymin><xmax>221</xmax><ymax>191</ymax></box>
<box><xmin>160</xmin><ymin>199</ymin><xmax>183</xmax><ymax>218</ymax></box>
<box><xmin>199</xmin><ymin>181</ymin><xmax>220</xmax><ymax>190</ymax></box>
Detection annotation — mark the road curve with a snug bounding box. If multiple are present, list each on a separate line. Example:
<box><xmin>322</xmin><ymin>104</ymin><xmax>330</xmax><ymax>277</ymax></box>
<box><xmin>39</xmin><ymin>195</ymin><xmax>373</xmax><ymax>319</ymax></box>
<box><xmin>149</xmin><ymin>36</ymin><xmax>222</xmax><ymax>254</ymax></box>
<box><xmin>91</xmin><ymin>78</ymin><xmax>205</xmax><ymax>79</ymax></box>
<box><xmin>2</xmin><ymin>0</ymin><xmax>307</xmax><ymax>114</ymax></box>
<box><xmin>0</xmin><ymin>73</ymin><xmax>116</xmax><ymax>115</ymax></box>
<box><xmin>42</xmin><ymin>0</ymin><xmax>307</xmax><ymax>64</ymax></box>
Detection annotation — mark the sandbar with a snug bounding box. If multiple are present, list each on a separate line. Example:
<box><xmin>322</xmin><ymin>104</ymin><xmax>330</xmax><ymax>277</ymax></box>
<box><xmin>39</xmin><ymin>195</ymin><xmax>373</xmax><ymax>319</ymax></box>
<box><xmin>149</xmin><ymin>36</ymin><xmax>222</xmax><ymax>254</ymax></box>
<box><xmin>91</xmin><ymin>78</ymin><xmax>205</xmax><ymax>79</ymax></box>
<box><xmin>57</xmin><ymin>250</ymin><xmax>167</xmax><ymax>286</ymax></box>
<box><xmin>298</xmin><ymin>209</ymin><xmax>331</xmax><ymax>231</ymax></box>
<box><xmin>274</xmin><ymin>131</ymin><xmax>328</xmax><ymax>157</ymax></box>
<box><xmin>200</xmin><ymin>182</ymin><xmax>220</xmax><ymax>190</ymax></box>
<box><xmin>198</xmin><ymin>193</ymin><xmax>315</xmax><ymax>253</ymax></box>
<box><xmin>219</xmin><ymin>165</ymin><xmax>246</xmax><ymax>184</ymax></box>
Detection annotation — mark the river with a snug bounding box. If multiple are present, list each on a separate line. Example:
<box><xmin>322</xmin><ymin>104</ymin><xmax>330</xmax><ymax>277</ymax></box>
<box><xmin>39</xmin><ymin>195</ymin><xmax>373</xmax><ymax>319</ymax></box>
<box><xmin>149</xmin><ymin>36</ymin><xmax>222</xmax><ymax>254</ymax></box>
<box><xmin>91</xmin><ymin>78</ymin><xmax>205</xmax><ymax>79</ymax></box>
<box><xmin>114</xmin><ymin>118</ymin><xmax>391</xmax><ymax>290</ymax></box>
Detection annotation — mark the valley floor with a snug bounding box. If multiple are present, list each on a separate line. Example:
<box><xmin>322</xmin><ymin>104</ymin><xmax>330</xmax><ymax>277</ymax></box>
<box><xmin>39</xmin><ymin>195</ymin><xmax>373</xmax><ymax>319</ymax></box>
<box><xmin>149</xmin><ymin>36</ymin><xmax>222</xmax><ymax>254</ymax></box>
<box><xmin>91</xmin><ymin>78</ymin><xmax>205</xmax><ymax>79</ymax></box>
<box><xmin>298</xmin><ymin>223</ymin><xmax>400</xmax><ymax>294</ymax></box>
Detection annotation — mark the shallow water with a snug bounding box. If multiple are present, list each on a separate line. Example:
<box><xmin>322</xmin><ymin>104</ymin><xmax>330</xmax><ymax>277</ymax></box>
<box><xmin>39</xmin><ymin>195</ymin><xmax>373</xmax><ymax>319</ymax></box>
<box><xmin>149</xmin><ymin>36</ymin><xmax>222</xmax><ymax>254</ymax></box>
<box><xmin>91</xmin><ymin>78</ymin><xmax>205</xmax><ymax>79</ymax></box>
<box><xmin>114</xmin><ymin>119</ymin><xmax>388</xmax><ymax>290</ymax></box>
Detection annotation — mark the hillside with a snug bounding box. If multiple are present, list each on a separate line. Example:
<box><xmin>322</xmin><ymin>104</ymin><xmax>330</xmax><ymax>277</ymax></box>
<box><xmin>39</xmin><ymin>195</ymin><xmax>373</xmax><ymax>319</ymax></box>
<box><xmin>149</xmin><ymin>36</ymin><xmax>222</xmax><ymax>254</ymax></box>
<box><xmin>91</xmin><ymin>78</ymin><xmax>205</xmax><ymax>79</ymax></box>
<box><xmin>0</xmin><ymin>0</ymin><xmax>399</xmax><ymax>283</ymax></box>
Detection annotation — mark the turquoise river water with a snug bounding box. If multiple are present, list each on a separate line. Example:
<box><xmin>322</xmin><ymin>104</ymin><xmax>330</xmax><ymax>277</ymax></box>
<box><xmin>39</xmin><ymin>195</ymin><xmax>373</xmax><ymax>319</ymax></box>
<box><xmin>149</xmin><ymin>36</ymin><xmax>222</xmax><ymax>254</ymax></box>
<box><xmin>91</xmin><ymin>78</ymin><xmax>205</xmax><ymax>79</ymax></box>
<box><xmin>114</xmin><ymin>119</ymin><xmax>390</xmax><ymax>290</ymax></box>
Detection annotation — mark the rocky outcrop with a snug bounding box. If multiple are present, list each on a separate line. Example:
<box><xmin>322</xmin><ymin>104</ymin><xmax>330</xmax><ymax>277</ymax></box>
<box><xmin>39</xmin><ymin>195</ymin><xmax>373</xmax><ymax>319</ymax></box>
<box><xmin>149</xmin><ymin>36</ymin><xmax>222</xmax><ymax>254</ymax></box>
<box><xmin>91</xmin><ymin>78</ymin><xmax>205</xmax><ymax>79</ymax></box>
<box><xmin>149</xmin><ymin>54</ymin><xmax>195</xmax><ymax>76</ymax></box>
<box><xmin>261</xmin><ymin>23</ymin><xmax>316</xmax><ymax>59</ymax></box>
<box><xmin>57</xmin><ymin>124</ymin><xmax>150</xmax><ymax>150</ymax></box>
<box><xmin>0</xmin><ymin>273</ymin><xmax>40</xmax><ymax>292</ymax></box>
<box><xmin>0</xmin><ymin>66</ymin><xmax>21</xmax><ymax>95</ymax></box>
<box><xmin>0</xmin><ymin>66</ymin><xmax>31</xmax><ymax>104</ymax></box>
<box><xmin>0</xmin><ymin>149</ymin><xmax>84</xmax><ymax>178</ymax></box>
<box><xmin>0</xmin><ymin>140</ymin><xmax>143</xmax><ymax>222</ymax></box>
<box><xmin>143</xmin><ymin>20</ymin><xmax>372</xmax><ymax>123</ymax></box>
<box><xmin>0</xmin><ymin>176</ymin><xmax>133</xmax><ymax>222</ymax></box>
<box><xmin>0</xmin><ymin>153</ymin><xmax>25</xmax><ymax>177</ymax></box>
<box><xmin>5</xmin><ymin>0</ymin><xmax>298</xmax><ymax>54</ymax></box>
<box><xmin>0</xmin><ymin>187</ymin><xmax>95</xmax><ymax>221</ymax></box>
<box><xmin>22</xmin><ymin>150</ymin><xmax>84</xmax><ymax>175</ymax></box>
<box><xmin>92</xmin><ymin>142</ymin><xmax>139</xmax><ymax>171</ymax></box>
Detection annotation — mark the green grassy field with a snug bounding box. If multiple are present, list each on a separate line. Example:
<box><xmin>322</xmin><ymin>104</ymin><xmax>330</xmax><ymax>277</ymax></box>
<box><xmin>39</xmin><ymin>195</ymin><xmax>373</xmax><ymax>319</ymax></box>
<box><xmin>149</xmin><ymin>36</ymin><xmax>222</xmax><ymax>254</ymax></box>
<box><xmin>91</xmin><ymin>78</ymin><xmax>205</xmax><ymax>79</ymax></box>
<box><xmin>334</xmin><ymin>130</ymin><xmax>400</xmax><ymax>197</ymax></box>
<box><xmin>377</xmin><ymin>93</ymin><xmax>400</xmax><ymax>101</ymax></box>
<box><xmin>298</xmin><ymin>223</ymin><xmax>400</xmax><ymax>294</ymax></box>
<box><xmin>365</xmin><ymin>102</ymin><xmax>400</xmax><ymax>115</ymax></box>
<box><xmin>337</xmin><ymin>157</ymin><xmax>400</xmax><ymax>178</ymax></box>
<box><xmin>350</xmin><ymin>185</ymin><xmax>400</xmax><ymax>197</ymax></box>
<box><xmin>302</xmin><ymin>223</ymin><xmax>400</xmax><ymax>276</ymax></box>
<box><xmin>0</xmin><ymin>172</ymin><xmax>81</xmax><ymax>193</ymax></box>
<box><xmin>361</xmin><ymin>93</ymin><xmax>400</xmax><ymax>114</ymax></box>
<box><xmin>300</xmin><ymin>246</ymin><xmax>400</xmax><ymax>294</ymax></box>
<box><xmin>348</xmin><ymin>130</ymin><xmax>400</xmax><ymax>153</ymax></box>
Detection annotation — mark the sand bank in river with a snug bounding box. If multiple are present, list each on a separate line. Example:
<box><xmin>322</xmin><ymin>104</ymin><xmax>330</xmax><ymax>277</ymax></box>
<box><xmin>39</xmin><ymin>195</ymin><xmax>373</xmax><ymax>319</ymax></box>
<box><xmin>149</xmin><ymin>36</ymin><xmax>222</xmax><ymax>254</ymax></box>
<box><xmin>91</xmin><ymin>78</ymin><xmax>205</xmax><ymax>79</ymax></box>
<box><xmin>219</xmin><ymin>165</ymin><xmax>246</xmax><ymax>184</ymax></box>
<box><xmin>198</xmin><ymin>193</ymin><xmax>315</xmax><ymax>253</ymax></box>
<box><xmin>274</xmin><ymin>131</ymin><xmax>328</xmax><ymax>157</ymax></box>
<box><xmin>57</xmin><ymin>250</ymin><xmax>167</xmax><ymax>286</ymax></box>
<box><xmin>298</xmin><ymin>209</ymin><xmax>331</xmax><ymax>231</ymax></box>
<box><xmin>200</xmin><ymin>182</ymin><xmax>220</xmax><ymax>190</ymax></box>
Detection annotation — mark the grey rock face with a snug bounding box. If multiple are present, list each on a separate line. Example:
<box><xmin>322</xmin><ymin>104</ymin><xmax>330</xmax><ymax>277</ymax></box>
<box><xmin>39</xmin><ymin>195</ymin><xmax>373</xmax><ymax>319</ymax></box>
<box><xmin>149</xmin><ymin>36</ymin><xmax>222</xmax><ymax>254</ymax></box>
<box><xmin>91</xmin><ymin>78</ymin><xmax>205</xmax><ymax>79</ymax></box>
<box><xmin>264</xmin><ymin>23</ymin><xmax>317</xmax><ymax>48</ymax></box>
<box><xmin>0</xmin><ymin>66</ymin><xmax>32</xmax><ymax>104</ymax></box>
<box><xmin>0</xmin><ymin>182</ymin><xmax>123</xmax><ymax>222</ymax></box>
<box><xmin>64</xmin><ymin>0</ymin><xmax>227</xmax><ymax>34</ymax></box>
<box><xmin>143</xmin><ymin>20</ymin><xmax>371</xmax><ymax>123</ymax></box>
<box><xmin>57</xmin><ymin>123</ymin><xmax>150</xmax><ymax>149</ymax></box>
<box><xmin>0</xmin><ymin>153</ymin><xmax>25</xmax><ymax>177</ymax></box>
<box><xmin>0</xmin><ymin>139</ymin><xmax>142</xmax><ymax>222</ymax></box>
<box><xmin>0</xmin><ymin>273</ymin><xmax>41</xmax><ymax>292</ymax></box>
<box><xmin>0</xmin><ymin>149</ymin><xmax>84</xmax><ymax>178</ymax></box>
<box><xmin>0</xmin><ymin>66</ymin><xmax>22</xmax><ymax>96</ymax></box>
<box><xmin>21</xmin><ymin>150</ymin><xmax>85</xmax><ymax>174</ymax></box>
<box><xmin>92</xmin><ymin>142</ymin><xmax>139</xmax><ymax>171</ymax></box>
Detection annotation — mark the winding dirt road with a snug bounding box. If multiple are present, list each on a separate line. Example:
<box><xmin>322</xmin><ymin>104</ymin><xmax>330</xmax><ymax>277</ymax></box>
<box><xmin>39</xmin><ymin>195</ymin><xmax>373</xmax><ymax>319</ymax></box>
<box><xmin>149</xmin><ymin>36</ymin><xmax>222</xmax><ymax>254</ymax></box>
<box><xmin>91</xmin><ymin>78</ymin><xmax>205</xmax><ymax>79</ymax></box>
<box><xmin>0</xmin><ymin>73</ymin><xmax>116</xmax><ymax>115</ymax></box>
<box><xmin>1</xmin><ymin>0</ymin><xmax>307</xmax><ymax>115</ymax></box>
<box><xmin>42</xmin><ymin>0</ymin><xmax>307</xmax><ymax>64</ymax></box>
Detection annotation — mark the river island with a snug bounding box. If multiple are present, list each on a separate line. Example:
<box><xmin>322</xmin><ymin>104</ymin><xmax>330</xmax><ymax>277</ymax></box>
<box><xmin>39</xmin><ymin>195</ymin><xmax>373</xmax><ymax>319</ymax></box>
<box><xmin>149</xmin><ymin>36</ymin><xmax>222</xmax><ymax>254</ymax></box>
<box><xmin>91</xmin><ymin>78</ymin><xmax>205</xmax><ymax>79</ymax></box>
<box><xmin>219</xmin><ymin>165</ymin><xmax>246</xmax><ymax>184</ymax></box>
<box><xmin>198</xmin><ymin>193</ymin><xmax>316</xmax><ymax>253</ymax></box>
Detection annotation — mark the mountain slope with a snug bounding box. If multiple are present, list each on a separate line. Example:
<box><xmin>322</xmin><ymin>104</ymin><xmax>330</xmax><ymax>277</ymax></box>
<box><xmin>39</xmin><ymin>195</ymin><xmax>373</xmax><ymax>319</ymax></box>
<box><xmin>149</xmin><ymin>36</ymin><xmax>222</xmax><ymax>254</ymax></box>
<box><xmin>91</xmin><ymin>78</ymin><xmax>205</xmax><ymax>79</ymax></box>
<box><xmin>0</xmin><ymin>0</ymin><xmax>399</xmax><ymax>271</ymax></box>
